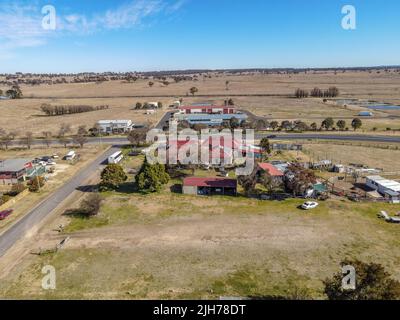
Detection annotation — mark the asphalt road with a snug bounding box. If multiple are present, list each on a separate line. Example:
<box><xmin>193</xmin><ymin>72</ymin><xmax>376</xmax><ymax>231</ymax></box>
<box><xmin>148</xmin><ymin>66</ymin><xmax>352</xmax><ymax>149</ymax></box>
<box><xmin>19</xmin><ymin>132</ymin><xmax>400</xmax><ymax>148</ymax></box>
<box><xmin>0</xmin><ymin>146</ymin><xmax>120</xmax><ymax>257</ymax></box>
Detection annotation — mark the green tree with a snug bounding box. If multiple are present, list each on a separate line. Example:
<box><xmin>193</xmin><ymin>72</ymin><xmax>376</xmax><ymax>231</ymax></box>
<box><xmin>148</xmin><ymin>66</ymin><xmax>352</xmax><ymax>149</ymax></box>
<box><xmin>135</xmin><ymin>160</ymin><xmax>170</xmax><ymax>192</ymax></box>
<box><xmin>321</xmin><ymin>117</ymin><xmax>334</xmax><ymax>130</ymax></box>
<box><xmin>100</xmin><ymin>164</ymin><xmax>127</xmax><ymax>191</ymax></box>
<box><xmin>259</xmin><ymin>137</ymin><xmax>271</xmax><ymax>157</ymax></box>
<box><xmin>351</xmin><ymin>118</ymin><xmax>362</xmax><ymax>131</ymax></box>
<box><xmin>324</xmin><ymin>259</ymin><xmax>400</xmax><ymax>300</ymax></box>
<box><xmin>189</xmin><ymin>87</ymin><xmax>198</xmax><ymax>96</ymax></box>
<box><xmin>254</xmin><ymin>119</ymin><xmax>267</xmax><ymax>130</ymax></box>
<box><xmin>270</xmin><ymin>121</ymin><xmax>279</xmax><ymax>131</ymax></box>
<box><xmin>336</xmin><ymin>120</ymin><xmax>346</xmax><ymax>131</ymax></box>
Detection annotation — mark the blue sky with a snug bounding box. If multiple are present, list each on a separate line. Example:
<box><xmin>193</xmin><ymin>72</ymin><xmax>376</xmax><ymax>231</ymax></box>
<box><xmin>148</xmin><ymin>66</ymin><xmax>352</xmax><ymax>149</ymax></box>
<box><xmin>0</xmin><ymin>0</ymin><xmax>399</xmax><ymax>73</ymax></box>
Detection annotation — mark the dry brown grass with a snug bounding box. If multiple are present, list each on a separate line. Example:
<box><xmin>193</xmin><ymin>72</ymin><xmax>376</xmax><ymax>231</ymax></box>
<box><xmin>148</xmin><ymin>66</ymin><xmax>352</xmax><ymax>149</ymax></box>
<box><xmin>1</xmin><ymin>70</ymin><xmax>400</xmax><ymax>136</ymax></box>
<box><xmin>0</xmin><ymin>98</ymin><xmax>164</xmax><ymax>136</ymax></box>
<box><xmin>302</xmin><ymin>142</ymin><xmax>400</xmax><ymax>171</ymax></box>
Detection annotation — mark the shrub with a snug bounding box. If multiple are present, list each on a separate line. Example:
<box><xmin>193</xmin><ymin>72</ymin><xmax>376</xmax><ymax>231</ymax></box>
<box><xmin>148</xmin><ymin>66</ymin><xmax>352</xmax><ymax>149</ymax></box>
<box><xmin>28</xmin><ymin>176</ymin><xmax>46</xmax><ymax>192</ymax></box>
<box><xmin>99</xmin><ymin>164</ymin><xmax>127</xmax><ymax>191</ymax></box>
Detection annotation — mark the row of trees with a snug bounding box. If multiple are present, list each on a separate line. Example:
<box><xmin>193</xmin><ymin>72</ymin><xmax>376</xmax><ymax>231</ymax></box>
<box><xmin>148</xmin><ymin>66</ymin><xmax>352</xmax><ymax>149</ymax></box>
<box><xmin>0</xmin><ymin>123</ymin><xmax>89</xmax><ymax>150</ymax></box>
<box><xmin>295</xmin><ymin>86</ymin><xmax>339</xmax><ymax>98</ymax></box>
<box><xmin>40</xmin><ymin>104</ymin><xmax>109</xmax><ymax>116</ymax></box>
<box><xmin>134</xmin><ymin>102</ymin><xmax>162</xmax><ymax>110</ymax></box>
<box><xmin>246</xmin><ymin>118</ymin><xmax>363</xmax><ymax>132</ymax></box>
<box><xmin>99</xmin><ymin>160</ymin><xmax>170</xmax><ymax>193</ymax></box>
<box><xmin>321</xmin><ymin>117</ymin><xmax>362</xmax><ymax>131</ymax></box>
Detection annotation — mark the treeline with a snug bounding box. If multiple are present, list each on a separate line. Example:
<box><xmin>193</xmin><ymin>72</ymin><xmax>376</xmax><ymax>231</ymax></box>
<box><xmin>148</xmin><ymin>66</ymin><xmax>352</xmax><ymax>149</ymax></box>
<box><xmin>134</xmin><ymin>102</ymin><xmax>162</xmax><ymax>110</ymax></box>
<box><xmin>40</xmin><ymin>104</ymin><xmax>109</xmax><ymax>116</ymax></box>
<box><xmin>295</xmin><ymin>87</ymin><xmax>339</xmax><ymax>98</ymax></box>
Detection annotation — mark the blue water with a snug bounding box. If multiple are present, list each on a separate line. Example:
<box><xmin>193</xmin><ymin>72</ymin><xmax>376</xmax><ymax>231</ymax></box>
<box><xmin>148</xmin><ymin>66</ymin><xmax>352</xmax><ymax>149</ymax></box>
<box><xmin>366</xmin><ymin>105</ymin><xmax>400</xmax><ymax>110</ymax></box>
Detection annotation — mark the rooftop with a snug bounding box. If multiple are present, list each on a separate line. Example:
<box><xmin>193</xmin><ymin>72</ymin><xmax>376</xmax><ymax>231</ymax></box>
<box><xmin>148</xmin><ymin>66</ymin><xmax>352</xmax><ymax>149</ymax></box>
<box><xmin>0</xmin><ymin>159</ymin><xmax>32</xmax><ymax>172</ymax></box>
<box><xmin>258</xmin><ymin>163</ymin><xmax>284</xmax><ymax>176</ymax></box>
<box><xmin>183</xmin><ymin>177</ymin><xmax>237</xmax><ymax>188</ymax></box>
<box><xmin>179</xmin><ymin>105</ymin><xmax>235</xmax><ymax>109</ymax></box>
<box><xmin>97</xmin><ymin>120</ymin><xmax>132</xmax><ymax>124</ymax></box>
<box><xmin>367</xmin><ymin>176</ymin><xmax>400</xmax><ymax>192</ymax></box>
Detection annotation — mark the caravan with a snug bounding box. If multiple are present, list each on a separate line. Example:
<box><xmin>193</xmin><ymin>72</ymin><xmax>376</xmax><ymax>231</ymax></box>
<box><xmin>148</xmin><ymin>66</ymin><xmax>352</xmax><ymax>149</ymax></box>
<box><xmin>64</xmin><ymin>151</ymin><xmax>76</xmax><ymax>161</ymax></box>
<box><xmin>108</xmin><ymin>151</ymin><xmax>123</xmax><ymax>164</ymax></box>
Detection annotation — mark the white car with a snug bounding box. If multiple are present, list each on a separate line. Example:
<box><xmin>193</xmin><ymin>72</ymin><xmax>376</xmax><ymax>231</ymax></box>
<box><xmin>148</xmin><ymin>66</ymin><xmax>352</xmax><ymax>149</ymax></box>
<box><xmin>301</xmin><ymin>201</ymin><xmax>319</xmax><ymax>210</ymax></box>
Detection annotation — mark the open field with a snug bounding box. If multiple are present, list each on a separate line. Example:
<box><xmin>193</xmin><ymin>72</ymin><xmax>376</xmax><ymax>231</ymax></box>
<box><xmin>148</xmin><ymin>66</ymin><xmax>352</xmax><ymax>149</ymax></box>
<box><xmin>302</xmin><ymin>142</ymin><xmax>400</xmax><ymax>172</ymax></box>
<box><xmin>3</xmin><ymin>71</ymin><xmax>400</xmax><ymax>99</ymax></box>
<box><xmin>1</xmin><ymin>71</ymin><xmax>400</xmax><ymax>136</ymax></box>
<box><xmin>1</xmin><ymin>151</ymin><xmax>400</xmax><ymax>299</ymax></box>
<box><xmin>1</xmin><ymin>189</ymin><xmax>399</xmax><ymax>299</ymax></box>
<box><xmin>0</xmin><ymin>98</ymin><xmax>164</xmax><ymax>136</ymax></box>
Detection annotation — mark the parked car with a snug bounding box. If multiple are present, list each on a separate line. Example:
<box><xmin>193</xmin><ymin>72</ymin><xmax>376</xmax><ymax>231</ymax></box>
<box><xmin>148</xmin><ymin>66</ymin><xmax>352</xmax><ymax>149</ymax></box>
<box><xmin>0</xmin><ymin>209</ymin><xmax>14</xmax><ymax>220</ymax></box>
<box><xmin>301</xmin><ymin>201</ymin><xmax>319</xmax><ymax>210</ymax></box>
<box><xmin>52</xmin><ymin>154</ymin><xmax>59</xmax><ymax>159</ymax></box>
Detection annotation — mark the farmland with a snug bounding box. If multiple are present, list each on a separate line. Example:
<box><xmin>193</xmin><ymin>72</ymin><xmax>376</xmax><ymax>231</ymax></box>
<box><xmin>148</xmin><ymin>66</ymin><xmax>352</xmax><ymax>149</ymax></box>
<box><xmin>1</xmin><ymin>70</ymin><xmax>400</xmax><ymax>136</ymax></box>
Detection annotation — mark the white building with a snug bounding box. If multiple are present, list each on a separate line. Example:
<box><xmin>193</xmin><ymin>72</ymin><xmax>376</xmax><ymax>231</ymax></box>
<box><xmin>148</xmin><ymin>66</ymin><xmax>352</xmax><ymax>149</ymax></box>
<box><xmin>97</xmin><ymin>120</ymin><xmax>133</xmax><ymax>133</ymax></box>
<box><xmin>366</xmin><ymin>176</ymin><xmax>400</xmax><ymax>201</ymax></box>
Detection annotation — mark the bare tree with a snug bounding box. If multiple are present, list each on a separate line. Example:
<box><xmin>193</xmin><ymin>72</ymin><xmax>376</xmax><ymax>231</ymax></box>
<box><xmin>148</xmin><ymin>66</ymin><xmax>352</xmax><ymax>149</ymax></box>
<box><xmin>21</xmin><ymin>132</ymin><xmax>34</xmax><ymax>149</ymax></box>
<box><xmin>73</xmin><ymin>125</ymin><xmax>88</xmax><ymax>148</ymax></box>
<box><xmin>127</xmin><ymin>129</ymin><xmax>147</xmax><ymax>147</ymax></box>
<box><xmin>42</xmin><ymin>131</ymin><xmax>52</xmax><ymax>148</ymax></box>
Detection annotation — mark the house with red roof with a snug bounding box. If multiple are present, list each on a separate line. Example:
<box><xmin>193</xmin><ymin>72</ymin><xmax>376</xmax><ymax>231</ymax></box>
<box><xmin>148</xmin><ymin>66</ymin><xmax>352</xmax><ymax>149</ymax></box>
<box><xmin>258</xmin><ymin>163</ymin><xmax>285</xmax><ymax>182</ymax></box>
<box><xmin>182</xmin><ymin>177</ymin><xmax>237</xmax><ymax>196</ymax></box>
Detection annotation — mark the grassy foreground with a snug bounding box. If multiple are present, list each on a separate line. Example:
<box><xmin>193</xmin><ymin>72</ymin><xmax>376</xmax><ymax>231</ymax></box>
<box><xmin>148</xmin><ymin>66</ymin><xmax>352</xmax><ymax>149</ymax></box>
<box><xmin>1</xmin><ymin>187</ymin><xmax>400</xmax><ymax>299</ymax></box>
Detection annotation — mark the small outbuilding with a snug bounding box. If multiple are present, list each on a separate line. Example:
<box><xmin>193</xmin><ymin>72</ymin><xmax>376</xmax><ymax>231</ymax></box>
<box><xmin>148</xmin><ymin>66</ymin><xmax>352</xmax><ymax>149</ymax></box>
<box><xmin>182</xmin><ymin>177</ymin><xmax>237</xmax><ymax>196</ymax></box>
<box><xmin>258</xmin><ymin>163</ymin><xmax>284</xmax><ymax>182</ymax></box>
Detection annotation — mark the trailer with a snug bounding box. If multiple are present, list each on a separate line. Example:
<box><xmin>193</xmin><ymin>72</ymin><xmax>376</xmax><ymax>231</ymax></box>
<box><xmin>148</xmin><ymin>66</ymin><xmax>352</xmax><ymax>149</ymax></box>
<box><xmin>108</xmin><ymin>151</ymin><xmax>123</xmax><ymax>164</ymax></box>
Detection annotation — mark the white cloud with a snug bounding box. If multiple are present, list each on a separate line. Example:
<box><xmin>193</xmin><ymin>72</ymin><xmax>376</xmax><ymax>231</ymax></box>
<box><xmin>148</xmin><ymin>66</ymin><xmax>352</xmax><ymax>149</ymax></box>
<box><xmin>0</xmin><ymin>2</ymin><xmax>50</xmax><ymax>50</ymax></box>
<box><xmin>59</xmin><ymin>0</ymin><xmax>186</xmax><ymax>34</ymax></box>
<box><xmin>0</xmin><ymin>0</ymin><xmax>188</xmax><ymax>59</ymax></box>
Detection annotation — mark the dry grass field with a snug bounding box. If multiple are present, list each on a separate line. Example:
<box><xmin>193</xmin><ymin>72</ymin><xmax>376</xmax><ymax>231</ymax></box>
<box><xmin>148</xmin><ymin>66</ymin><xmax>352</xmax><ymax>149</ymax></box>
<box><xmin>0</xmin><ymin>98</ymin><xmax>165</xmax><ymax>136</ymax></box>
<box><xmin>1</xmin><ymin>150</ymin><xmax>400</xmax><ymax>299</ymax></box>
<box><xmin>302</xmin><ymin>142</ymin><xmax>400</xmax><ymax>172</ymax></box>
<box><xmin>1</xmin><ymin>70</ymin><xmax>400</xmax><ymax>136</ymax></box>
<box><xmin>1</xmin><ymin>188</ymin><xmax>399</xmax><ymax>299</ymax></box>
